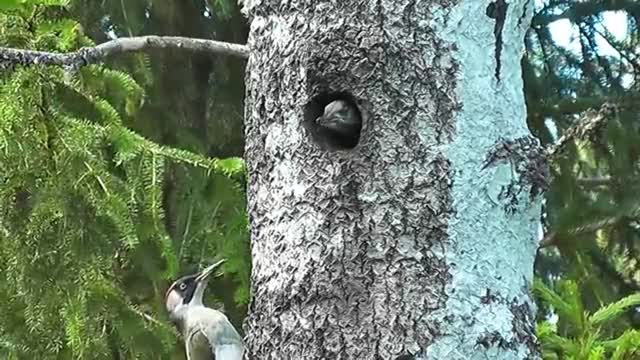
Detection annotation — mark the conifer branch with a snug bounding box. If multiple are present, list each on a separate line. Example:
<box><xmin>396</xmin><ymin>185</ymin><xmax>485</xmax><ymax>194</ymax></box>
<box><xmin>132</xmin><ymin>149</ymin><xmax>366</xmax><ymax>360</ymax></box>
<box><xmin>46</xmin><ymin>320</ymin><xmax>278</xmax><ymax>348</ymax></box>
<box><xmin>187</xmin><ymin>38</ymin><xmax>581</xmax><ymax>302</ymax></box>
<box><xmin>576</xmin><ymin>176</ymin><xmax>639</xmax><ymax>189</ymax></box>
<box><xmin>576</xmin><ymin>176</ymin><xmax>613</xmax><ymax>187</ymax></box>
<box><xmin>0</xmin><ymin>36</ymin><xmax>249</xmax><ymax>70</ymax></box>
<box><xmin>532</xmin><ymin>0</ymin><xmax>640</xmax><ymax>27</ymax></box>
<box><xmin>540</xmin><ymin>202</ymin><xmax>640</xmax><ymax>248</ymax></box>
<box><xmin>545</xmin><ymin>103</ymin><xmax>615</xmax><ymax>159</ymax></box>
<box><xmin>129</xmin><ymin>305</ymin><xmax>168</xmax><ymax>329</ymax></box>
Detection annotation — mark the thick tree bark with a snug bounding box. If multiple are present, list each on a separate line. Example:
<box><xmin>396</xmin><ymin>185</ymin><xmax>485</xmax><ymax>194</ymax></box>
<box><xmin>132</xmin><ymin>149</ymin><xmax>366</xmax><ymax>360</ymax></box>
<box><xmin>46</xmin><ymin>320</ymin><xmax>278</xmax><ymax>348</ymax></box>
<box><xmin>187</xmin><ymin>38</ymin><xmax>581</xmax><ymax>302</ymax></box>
<box><xmin>243</xmin><ymin>1</ymin><xmax>541</xmax><ymax>359</ymax></box>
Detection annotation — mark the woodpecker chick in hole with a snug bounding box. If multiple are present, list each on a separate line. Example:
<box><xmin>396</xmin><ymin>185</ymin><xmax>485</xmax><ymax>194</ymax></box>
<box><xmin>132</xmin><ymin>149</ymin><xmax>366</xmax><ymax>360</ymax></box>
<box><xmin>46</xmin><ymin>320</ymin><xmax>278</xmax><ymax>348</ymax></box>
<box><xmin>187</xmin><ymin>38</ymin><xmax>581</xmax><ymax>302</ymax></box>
<box><xmin>305</xmin><ymin>99</ymin><xmax>362</xmax><ymax>150</ymax></box>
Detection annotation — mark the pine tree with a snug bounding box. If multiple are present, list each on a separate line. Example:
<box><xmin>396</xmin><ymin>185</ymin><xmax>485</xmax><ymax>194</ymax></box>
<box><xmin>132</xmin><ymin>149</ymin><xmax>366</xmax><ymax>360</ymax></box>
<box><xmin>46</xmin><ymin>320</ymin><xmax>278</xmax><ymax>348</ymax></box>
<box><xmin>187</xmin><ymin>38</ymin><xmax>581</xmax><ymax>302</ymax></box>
<box><xmin>534</xmin><ymin>279</ymin><xmax>640</xmax><ymax>359</ymax></box>
<box><xmin>525</xmin><ymin>0</ymin><xmax>640</xmax><ymax>355</ymax></box>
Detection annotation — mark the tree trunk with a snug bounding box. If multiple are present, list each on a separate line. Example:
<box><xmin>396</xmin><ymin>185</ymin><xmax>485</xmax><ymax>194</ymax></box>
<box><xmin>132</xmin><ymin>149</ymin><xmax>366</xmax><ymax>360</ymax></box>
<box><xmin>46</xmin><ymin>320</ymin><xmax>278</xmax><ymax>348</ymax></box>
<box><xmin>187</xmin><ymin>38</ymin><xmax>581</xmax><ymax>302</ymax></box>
<box><xmin>243</xmin><ymin>1</ymin><xmax>541</xmax><ymax>359</ymax></box>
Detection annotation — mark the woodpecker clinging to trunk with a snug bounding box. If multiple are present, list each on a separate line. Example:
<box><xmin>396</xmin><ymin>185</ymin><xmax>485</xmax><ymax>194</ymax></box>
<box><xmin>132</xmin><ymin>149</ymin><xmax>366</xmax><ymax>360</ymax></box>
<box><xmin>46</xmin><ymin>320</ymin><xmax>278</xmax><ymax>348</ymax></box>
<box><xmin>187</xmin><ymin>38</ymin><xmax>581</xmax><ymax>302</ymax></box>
<box><xmin>165</xmin><ymin>259</ymin><xmax>245</xmax><ymax>360</ymax></box>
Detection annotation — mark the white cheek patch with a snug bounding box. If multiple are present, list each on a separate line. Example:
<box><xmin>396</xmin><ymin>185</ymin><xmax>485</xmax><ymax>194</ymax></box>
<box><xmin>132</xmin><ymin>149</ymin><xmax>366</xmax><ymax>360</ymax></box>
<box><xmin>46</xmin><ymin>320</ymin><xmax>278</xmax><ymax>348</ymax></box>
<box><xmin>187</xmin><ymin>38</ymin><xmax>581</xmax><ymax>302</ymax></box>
<box><xmin>166</xmin><ymin>291</ymin><xmax>183</xmax><ymax>313</ymax></box>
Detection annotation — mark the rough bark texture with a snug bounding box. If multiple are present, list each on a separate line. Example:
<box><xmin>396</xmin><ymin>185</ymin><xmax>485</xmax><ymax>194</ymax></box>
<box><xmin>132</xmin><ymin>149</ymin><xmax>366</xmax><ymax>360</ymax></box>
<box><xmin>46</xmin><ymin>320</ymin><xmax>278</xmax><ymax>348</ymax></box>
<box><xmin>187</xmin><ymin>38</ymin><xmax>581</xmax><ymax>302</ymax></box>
<box><xmin>243</xmin><ymin>1</ymin><xmax>540</xmax><ymax>359</ymax></box>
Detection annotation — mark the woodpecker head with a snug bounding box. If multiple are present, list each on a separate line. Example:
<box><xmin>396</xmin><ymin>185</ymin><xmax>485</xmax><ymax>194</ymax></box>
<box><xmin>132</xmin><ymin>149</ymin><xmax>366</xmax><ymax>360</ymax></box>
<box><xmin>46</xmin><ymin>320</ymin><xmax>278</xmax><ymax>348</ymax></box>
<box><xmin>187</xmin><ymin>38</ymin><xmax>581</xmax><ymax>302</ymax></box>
<box><xmin>316</xmin><ymin>99</ymin><xmax>359</xmax><ymax>127</ymax></box>
<box><xmin>165</xmin><ymin>259</ymin><xmax>226</xmax><ymax>316</ymax></box>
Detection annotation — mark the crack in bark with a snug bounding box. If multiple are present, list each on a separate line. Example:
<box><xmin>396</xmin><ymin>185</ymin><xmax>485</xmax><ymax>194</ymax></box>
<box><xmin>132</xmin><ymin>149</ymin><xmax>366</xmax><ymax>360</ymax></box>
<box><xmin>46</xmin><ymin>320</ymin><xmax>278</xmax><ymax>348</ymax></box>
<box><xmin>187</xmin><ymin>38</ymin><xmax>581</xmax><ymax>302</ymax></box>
<box><xmin>485</xmin><ymin>0</ymin><xmax>509</xmax><ymax>82</ymax></box>
<box><xmin>518</xmin><ymin>0</ymin><xmax>532</xmax><ymax>27</ymax></box>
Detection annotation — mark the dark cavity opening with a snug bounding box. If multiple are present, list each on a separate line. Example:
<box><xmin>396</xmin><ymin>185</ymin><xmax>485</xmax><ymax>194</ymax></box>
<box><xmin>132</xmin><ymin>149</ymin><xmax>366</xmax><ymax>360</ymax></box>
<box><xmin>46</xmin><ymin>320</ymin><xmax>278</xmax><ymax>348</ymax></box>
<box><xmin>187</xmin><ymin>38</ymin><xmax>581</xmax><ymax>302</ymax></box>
<box><xmin>394</xmin><ymin>355</ymin><xmax>415</xmax><ymax>360</ymax></box>
<box><xmin>303</xmin><ymin>91</ymin><xmax>363</xmax><ymax>151</ymax></box>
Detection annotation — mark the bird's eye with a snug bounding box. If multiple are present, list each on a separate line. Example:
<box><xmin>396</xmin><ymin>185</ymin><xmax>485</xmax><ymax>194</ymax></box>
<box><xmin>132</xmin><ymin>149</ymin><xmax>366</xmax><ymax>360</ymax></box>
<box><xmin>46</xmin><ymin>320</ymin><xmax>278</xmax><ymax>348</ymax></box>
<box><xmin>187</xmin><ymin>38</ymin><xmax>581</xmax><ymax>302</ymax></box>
<box><xmin>179</xmin><ymin>283</ymin><xmax>186</xmax><ymax>290</ymax></box>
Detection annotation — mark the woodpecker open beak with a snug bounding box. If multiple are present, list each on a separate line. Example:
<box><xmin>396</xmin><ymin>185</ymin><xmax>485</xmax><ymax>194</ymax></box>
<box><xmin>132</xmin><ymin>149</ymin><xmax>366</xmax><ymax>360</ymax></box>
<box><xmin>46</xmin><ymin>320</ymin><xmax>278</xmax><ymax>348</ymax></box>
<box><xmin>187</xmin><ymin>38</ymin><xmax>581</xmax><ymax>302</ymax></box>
<box><xmin>195</xmin><ymin>258</ymin><xmax>226</xmax><ymax>283</ymax></box>
<box><xmin>189</xmin><ymin>258</ymin><xmax>226</xmax><ymax>306</ymax></box>
<box><xmin>165</xmin><ymin>259</ymin><xmax>227</xmax><ymax>314</ymax></box>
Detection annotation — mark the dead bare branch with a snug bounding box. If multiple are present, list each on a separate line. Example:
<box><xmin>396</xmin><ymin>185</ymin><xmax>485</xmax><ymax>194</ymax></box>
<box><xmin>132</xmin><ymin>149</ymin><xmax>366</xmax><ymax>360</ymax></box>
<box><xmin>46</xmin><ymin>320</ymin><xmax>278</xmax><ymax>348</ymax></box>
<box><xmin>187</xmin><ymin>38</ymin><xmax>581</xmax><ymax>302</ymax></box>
<box><xmin>0</xmin><ymin>36</ymin><xmax>249</xmax><ymax>71</ymax></box>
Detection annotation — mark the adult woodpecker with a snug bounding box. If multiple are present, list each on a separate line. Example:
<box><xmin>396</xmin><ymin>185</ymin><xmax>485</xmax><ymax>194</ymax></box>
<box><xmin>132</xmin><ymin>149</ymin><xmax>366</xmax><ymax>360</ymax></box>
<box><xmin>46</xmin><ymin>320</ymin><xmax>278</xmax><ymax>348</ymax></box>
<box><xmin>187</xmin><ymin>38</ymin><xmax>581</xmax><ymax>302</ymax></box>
<box><xmin>165</xmin><ymin>259</ymin><xmax>245</xmax><ymax>360</ymax></box>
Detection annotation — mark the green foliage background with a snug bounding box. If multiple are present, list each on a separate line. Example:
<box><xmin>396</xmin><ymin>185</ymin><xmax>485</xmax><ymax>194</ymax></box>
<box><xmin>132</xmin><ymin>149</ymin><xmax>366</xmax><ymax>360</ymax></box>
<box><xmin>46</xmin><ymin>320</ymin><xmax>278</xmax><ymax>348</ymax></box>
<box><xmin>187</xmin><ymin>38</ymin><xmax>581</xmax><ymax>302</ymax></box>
<box><xmin>525</xmin><ymin>1</ymin><xmax>640</xmax><ymax>358</ymax></box>
<box><xmin>0</xmin><ymin>0</ymin><xmax>249</xmax><ymax>358</ymax></box>
<box><xmin>0</xmin><ymin>0</ymin><xmax>638</xmax><ymax>359</ymax></box>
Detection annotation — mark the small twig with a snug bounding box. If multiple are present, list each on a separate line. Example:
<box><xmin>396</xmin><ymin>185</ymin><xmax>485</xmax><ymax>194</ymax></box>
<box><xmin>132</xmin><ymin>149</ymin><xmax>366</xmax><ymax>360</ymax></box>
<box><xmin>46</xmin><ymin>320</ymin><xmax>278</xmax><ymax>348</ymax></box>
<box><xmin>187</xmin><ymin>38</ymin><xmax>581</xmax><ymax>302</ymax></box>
<box><xmin>129</xmin><ymin>305</ymin><xmax>177</xmax><ymax>334</ymax></box>
<box><xmin>592</xmin><ymin>26</ymin><xmax>640</xmax><ymax>74</ymax></box>
<box><xmin>540</xmin><ymin>221</ymin><xmax>606</xmax><ymax>248</ymax></box>
<box><xmin>576</xmin><ymin>176</ymin><xmax>613</xmax><ymax>187</ymax></box>
<box><xmin>545</xmin><ymin>104</ymin><xmax>615</xmax><ymax>159</ymax></box>
<box><xmin>531</xmin><ymin>0</ymin><xmax>640</xmax><ymax>28</ymax></box>
<box><xmin>0</xmin><ymin>36</ymin><xmax>249</xmax><ymax>71</ymax></box>
<box><xmin>538</xmin><ymin>231</ymin><xmax>557</xmax><ymax>248</ymax></box>
<box><xmin>540</xmin><ymin>203</ymin><xmax>640</xmax><ymax>248</ymax></box>
<box><xmin>536</xmin><ymin>95</ymin><xmax>640</xmax><ymax>117</ymax></box>
<box><xmin>540</xmin><ymin>220</ymin><xmax>609</xmax><ymax>248</ymax></box>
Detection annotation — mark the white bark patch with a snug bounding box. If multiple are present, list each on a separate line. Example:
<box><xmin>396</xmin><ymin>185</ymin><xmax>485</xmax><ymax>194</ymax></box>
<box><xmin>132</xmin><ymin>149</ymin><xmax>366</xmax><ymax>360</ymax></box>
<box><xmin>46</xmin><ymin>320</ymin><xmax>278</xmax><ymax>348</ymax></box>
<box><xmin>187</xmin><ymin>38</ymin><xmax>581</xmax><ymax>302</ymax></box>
<box><xmin>425</xmin><ymin>1</ymin><xmax>540</xmax><ymax>359</ymax></box>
